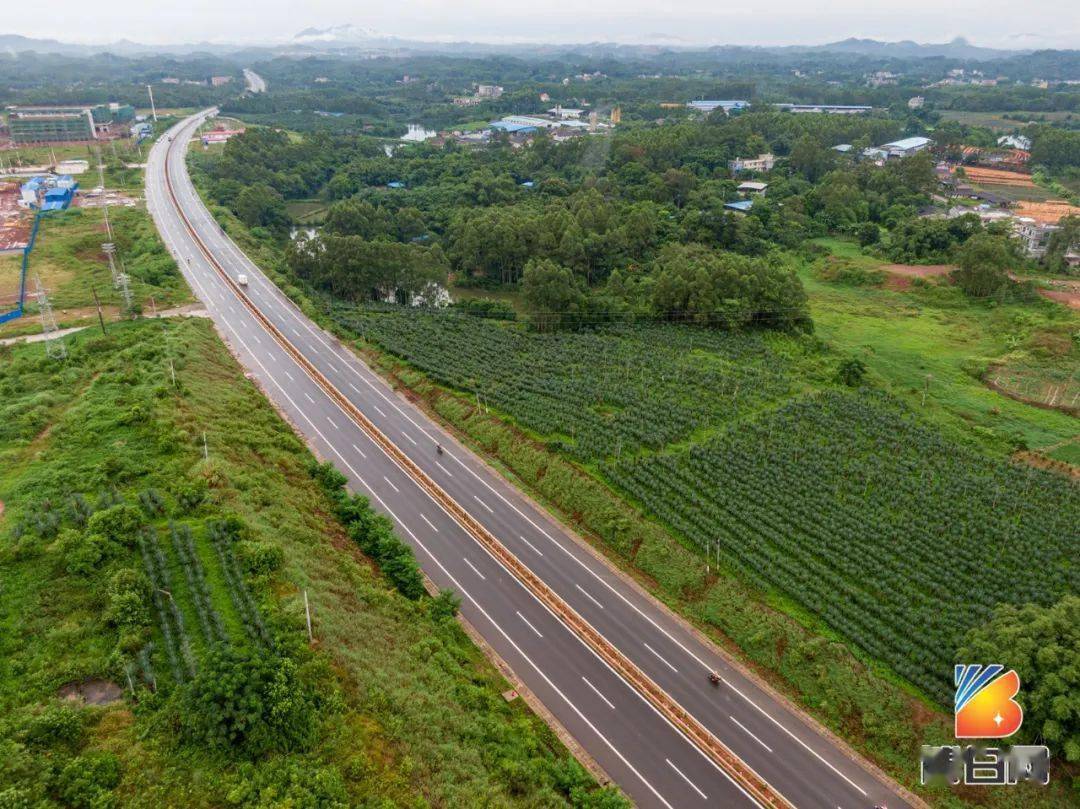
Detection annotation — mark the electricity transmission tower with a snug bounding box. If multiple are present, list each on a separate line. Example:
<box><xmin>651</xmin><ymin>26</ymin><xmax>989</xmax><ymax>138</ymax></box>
<box><xmin>33</xmin><ymin>275</ymin><xmax>66</xmax><ymax>360</ymax></box>
<box><xmin>103</xmin><ymin>241</ymin><xmax>134</xmax><ymax>316</ymax></box>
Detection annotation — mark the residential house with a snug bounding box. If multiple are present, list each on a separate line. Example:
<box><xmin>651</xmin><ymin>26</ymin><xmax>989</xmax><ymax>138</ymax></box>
<box><xmin>729</xmin><ymin>153</ymin><xmax>775</xmax><ymax>173</ymax></box>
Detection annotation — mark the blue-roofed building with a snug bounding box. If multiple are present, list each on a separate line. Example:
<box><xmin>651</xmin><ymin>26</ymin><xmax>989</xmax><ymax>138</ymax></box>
<box><xmin>724</xmin><ymin>199</ymin><xmax>754</xmax><ymax>213</ymax></box>
<box><xmin>387</xmin><ymin>181</ymin><xmax>405</xmax><ymax>189</ymax></box>
<box><xmin>19</xmin><ymin>175</ymin><xmax>77</xmax><ymax>209</ymax></box>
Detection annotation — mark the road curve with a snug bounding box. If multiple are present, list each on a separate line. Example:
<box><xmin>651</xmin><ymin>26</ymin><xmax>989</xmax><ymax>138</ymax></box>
<box><xmin>146</xmin><ymin>109</ymin><xmax>918</xmax><ymax>809</ymax></box>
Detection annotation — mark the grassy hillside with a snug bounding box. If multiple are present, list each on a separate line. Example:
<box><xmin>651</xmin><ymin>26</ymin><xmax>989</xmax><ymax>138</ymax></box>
<box><xmin>0</xmin><ymin>318</ymin><xmax>623</xmax><ymax>808</ymax></box>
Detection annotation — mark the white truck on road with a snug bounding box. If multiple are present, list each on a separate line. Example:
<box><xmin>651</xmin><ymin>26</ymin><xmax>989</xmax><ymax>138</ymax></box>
<box><xmin>237</xmin><ymin>273</ymin><xmax>249</xmax><ymax>286</ymax></box>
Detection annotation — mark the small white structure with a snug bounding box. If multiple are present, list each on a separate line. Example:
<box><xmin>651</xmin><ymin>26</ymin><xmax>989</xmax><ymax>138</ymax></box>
<box><xmin>738</xmin><ymin>181</ymin><xmax>768</xmax><ymax>195</ymax></box>
<box><xmin>908</xmin><ymin>96</ymin><xmax>925</xmax><ymax>109</ymax></box>
<box><xmin>997</xmin><ymin>135</ymin><xmax>1032</xmax><ymax>150</ymax></box>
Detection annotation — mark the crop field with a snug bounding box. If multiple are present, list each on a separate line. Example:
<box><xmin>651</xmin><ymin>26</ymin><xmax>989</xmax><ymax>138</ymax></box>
<box><xmin>337</xmin><ymin>308</ymin><xmax>796</xmax><ymax>461</ymax></box>
<box><xmin>605</xmin><ymin>390</ymin><xmax>1079</xmax><ymax>702</ymax></box>
<box><xmin>341</xmin><ymin>308</ymin><xmax>1080</xmax><ymax>701</ymax></box>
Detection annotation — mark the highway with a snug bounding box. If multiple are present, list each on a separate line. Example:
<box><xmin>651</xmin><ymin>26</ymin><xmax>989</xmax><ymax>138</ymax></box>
<box><xmin>146</xmin><ymin>109</ymin><xmax>916</xmax><ymax>809</ymax></box>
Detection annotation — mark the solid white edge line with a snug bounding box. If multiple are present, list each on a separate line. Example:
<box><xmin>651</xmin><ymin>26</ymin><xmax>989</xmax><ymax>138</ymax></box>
<box><xmin>157</xmin><ymin>121</ymin><xmax>774</xmax><ymax>809</ymax></box>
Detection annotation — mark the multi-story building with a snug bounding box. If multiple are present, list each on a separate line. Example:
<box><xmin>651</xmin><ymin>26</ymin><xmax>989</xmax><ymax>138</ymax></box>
<box><xmin>729</xmin><ymin>153</ymin><xmax>775</xmax><ymax>173</ymax></box>
<box><xmin>476</xmin><ymin>84</ymin><xmax>504</xmax><ymax>98</ymax></box>
<box><xmin>7</xmin><ymin>106</ymin><xmax>96</xmax><ymax>143</ymax></box>
<box><xmin>1013</xmin><ymin>217</ymin><xmax>1059</xmax><ymax>258</ymax></box>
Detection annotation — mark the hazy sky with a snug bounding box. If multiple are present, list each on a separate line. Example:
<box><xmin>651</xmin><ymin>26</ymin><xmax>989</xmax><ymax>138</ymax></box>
<box><xmin>6</xmin><ymin>0</ymin><xmax>1079</xmax><ymax>49</ymax></box>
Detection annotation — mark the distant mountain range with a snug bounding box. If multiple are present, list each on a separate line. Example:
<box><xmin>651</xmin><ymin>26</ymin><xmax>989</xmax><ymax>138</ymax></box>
<box><xmin>0</xmin><ymin>30</ymin><xmax>1052</xmax><ymax>61</ymax></box>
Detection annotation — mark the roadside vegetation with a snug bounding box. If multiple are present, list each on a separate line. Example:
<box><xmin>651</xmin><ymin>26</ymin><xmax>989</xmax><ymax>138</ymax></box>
<box><xmin>0</xmin><ymin>316</ymin><xmax>625</xmax><ymax>808</ymax></box>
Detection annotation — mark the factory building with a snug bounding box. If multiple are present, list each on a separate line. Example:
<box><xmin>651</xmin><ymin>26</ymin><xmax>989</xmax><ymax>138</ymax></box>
<box><xmin>6</xmin><ymin>103</ymin><xmax>136</xmax><ymax>144</ymax></box>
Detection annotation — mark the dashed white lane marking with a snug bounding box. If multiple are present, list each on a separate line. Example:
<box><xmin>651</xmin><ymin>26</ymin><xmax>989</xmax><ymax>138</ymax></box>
<box><xmin>401</xmin><ymin>431</ymin><xmax>417</xmax><ymax>445</ymax></box>
<box><xmin>666</xmin><ymin>758</ymin><xmax>707</xmax><ymax>801</ymax></box>
<box><xmin>575</xmin><ymin>584</ymin><xmax>604</xmax><ymax>610</ymax></box>
<box><xmin>435</xmin><ymin>461</ymin><xmax>453</xmax><ymax>477</ymax></box>
<box><xmin>284</xmin><ymin>370</ymin><xmax>294</xmax><ymax>382</ymax></box>
<box><xmin>644</xmin><ymin>642</ymin><xmax>678</xmax><ymax>673</ymax></box>
<box><xmin>303</xmin><ymin>392</ymin><xmax>315</xmax><ymax>404</ymax></box>
<box><xmin>730</xmin><ymin>716</ymin><xmax>773</xmax><ymax>753</ymax></box>
<box><xmin>420</xmin><ymin>513</ymin><xmax>439</xmax><ymax>533</ymax></box>
<box><xmin>382</xmin><ymin>476</ymin><xmax>399</xmax><ymax>493</ymax></box>
<box><xmin>517</xmin><ymin>610</ymin><xmax>544</xmax><ymax>638</ymax></box>
<box><xmin>326</xmin><ymin>416</ymin><xmax>338</xmax><ymax>430</ymax></box>
<box><xmin>582</xmin><ymin>676</ymin><xmax>616</xmax><ymax>710</ymax></box>
<box><xmin>373</xmin><ymin>404</ymin><xmax>387</xmax><ymax>418</ymax></box>
<box><xmin>351</xmin><ymin>443</ymin><xmax>367</xmax><ymax>459</ymax></box>
<box><xmin>473</xmin><ymin>495</ymin><xmax>494</xmax><ymax>513</ymax></box>
<box><xmin>463</xmin><ymin>557</ymin><xmax>486</xmax><ymax>580</ymax></box>
<box><xmin>519</xmin><ymin>535</ymin><xmax>544</xmax><ymax>556</ymax></box>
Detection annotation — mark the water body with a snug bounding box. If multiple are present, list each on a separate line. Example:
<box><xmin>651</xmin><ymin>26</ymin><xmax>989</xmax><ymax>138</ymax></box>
<box><xmin>401</xmin><ymin>124</ymin><xmax>436</xmax><ymax>142</ymax></box>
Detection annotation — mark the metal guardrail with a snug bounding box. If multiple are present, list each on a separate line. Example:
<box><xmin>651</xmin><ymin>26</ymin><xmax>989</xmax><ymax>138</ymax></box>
<box><xmin>162</xmin><ymin>119</ymin><xmax>794</xmax><ymax>809</ymax></box>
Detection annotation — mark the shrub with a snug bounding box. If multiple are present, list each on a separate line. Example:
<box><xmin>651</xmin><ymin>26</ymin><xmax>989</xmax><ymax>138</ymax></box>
<box><xmin>86</xmin><ymin>505</ymin><xmax>143</xmax><ymax>548</ymax></box>
<box><xmin>21</xmin><ymin>703</ymin><xmax>85</xmax><ymax>749</ymax></box>
<box><xmin>429</xmin><ymin>589</ymin><xmax>461</xmax><ymax>621</ymax></box>
<box><xmin>238</xmin><ymin>541</ymin><xmax>286</xmax><ymax>578</ymax></box>
<box><xmin>181</xmin><ymin>646</ymin><xmax>319</xmax><ymax>758</ymax></box>
<box><xmin>105</xmin><ymin>568</ymin><xmax>152</xmax><ymax>631</ymax></box>
<box><xmin>173</xmin><ymin>478</ymin><xmax>209</xmax><ymax>514</ymax></box>
<box><xmin>64</xmin><ymin>533</ymin><xmax>118</xmax><ymax>577</ymax></box>
<box><xmin>52</xmin><ymin>753</ymin><xmax>121</xmax><ymax>809</ymax></box>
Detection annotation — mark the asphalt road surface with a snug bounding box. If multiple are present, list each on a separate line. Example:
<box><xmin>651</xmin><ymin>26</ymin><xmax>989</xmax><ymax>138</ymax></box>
<box><xmin>146</xmin><ymin>109</ymin><xmax>916</xmax><ymax>809</ymax></box>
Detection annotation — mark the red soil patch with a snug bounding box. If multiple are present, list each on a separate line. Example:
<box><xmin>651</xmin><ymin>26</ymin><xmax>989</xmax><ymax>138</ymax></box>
<box><xmin>954</xmin><ymin>166</ymin><xmax>1035</xmax><ymax>187</ymax></box>
<box><xmin>1038</xmin><ymin>289</ymin><xmax>1080</xmax><ymax>309</ymax></box>
<box><xmin>1015</xmin><ymin>200</ymin><xmax>1080</xmax><ymax>225</ymax></box>
<box><xmin>882</xmin><ymin>263</ymin><xmax>954</xmax><ymax>278</ymax></box>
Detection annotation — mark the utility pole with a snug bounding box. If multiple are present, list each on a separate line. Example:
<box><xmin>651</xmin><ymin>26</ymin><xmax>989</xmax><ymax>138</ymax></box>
<box><xmin>146</xmin><ymin>84</ymin><xmax>158</xmax><ymax>122</ymax></box>
<box><xmin>91</xmin><ymin>287</ymin><xmax>108</xmax><ymax>334</ymax></box>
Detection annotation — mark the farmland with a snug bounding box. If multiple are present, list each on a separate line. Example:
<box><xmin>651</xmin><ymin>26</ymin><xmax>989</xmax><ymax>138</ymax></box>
<box><xmin>337</xmin><ymin>305</ymin><xmax>1079</xmax><ymax>703</ymax></box>
<box><xmin>605</xmin><ymin>389</ymin><xmax>1078</xmax><ymax>703</ymax></box>
<box><xmin>0</xmin><ymin>317</ymin><xmax>620</xmax><ymax>807</ymax></box>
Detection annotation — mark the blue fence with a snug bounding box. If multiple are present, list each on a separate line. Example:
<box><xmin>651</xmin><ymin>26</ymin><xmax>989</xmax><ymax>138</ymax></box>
<box><xmin>0</xmin><ymin>210</ymin><xmax>46</xmax><ymax>325</ymax></box>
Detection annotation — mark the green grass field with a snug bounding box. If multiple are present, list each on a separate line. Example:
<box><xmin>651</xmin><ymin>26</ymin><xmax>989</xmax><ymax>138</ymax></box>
<box><xmin>805</xmin><ymin>238</ymin><xmax>1079</xmax><ymax>460</ymax></box>
<box><xmin>937</xmin><ymin>110</ymin><xmax>1078</xmax><ymax>131</ymax></box>
<box><xmin>1</xmin><ymin>207</ymin><xmax>194</xmax><ymax>338</ymax></box>
<box><xmin>0</xmin><ymin>317</ymin><xmax>622</xmax><ymax>808</ymax></box>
